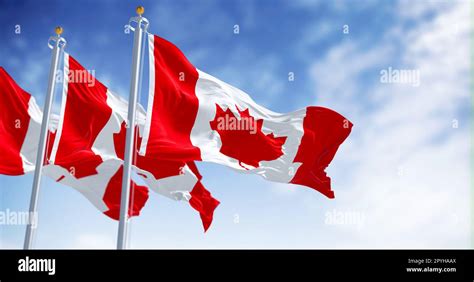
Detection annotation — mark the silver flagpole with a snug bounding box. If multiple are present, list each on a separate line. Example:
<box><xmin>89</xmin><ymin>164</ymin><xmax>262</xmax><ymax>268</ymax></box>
<box><xmin>24</xmin><ymin>27</ymin><xmax>67</xmax><ymax>249</ymax></box>
<box><xmin>117</xmin><ymin>6</ymin><xmax>149</xmax><ymax>250</ymax></box>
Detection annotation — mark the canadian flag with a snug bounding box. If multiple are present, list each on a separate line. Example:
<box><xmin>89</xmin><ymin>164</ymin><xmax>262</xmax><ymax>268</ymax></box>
<box><xmin>0</xmin><ymin>67</ymin><xmax>43</xmax><ymax>175</ymax></box>
<box><xmin>0</xmin><ymin>66</ymin><xmax>148</xmax><ymax>219</ymax></box>
<box><xmin>140</xmin><ymin>35</ymin><xmax>353</xmax><ymax>198</ymax></box>
<box><xmin>0</xmin><ymin>56</ymin><xmax>219</xmax><ymax>230</ymax></box>
<box><xmin>49</xmin><ymin>54</ymin><xmax>219</xmax><ymax>230</ymax></box>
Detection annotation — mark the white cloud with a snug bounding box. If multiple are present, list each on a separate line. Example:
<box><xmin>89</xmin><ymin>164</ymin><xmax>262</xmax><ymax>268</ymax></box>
<box><xmin>213</xmin><ymin>48</ymin><xmax>286</xmax><ymax>107</ymax></box>
<box><xmin>0</xmin><ymin>239</ymin><xmax>17</xmax><ymax>249</ymax></box>
<box><xmin>288</xmin><ymin>0</ymin><xmax>379</xmax><ymax>13</ymax></box>
<box><xmin>306</xmin><ymin>0</ymin><xmax>471</xmax><ymax>248</ymax></box>
<box><xmin>70</xmin><ymin>233</ymin><xmax>115</xmax><ymax>249</ymax></box>
<box><xmin>311</xmin><ymin>39</ymin><xmax>393</xmax><ymax>116</ymax></box>
<box><xmin>149</xmin><ymin>0</ymin><xmax>233</xmax><ymax>43</ymax></box>
<box><xmin>296</xmin><ymin>19</ymin><xmax>337</xmax><ymax>57</ymax></box>
<box><xmin>271</xmin><ymin>182</ymin><xmax>299</xmax><ymax>196</ymax></box>
<box><xmin>397</xmin><ymin>0</ymin><xmax>453</xmax><ymax>20</ymax></box>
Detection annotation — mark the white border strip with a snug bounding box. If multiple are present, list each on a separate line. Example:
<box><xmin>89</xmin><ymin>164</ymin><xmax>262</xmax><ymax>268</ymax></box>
<box><xmin>138</xmin><ymin>33</ymin><xmax>155</xmax><ymax>156</ymax></box>
<box><xmin>49</xmin><ymin>52</ymin><xmax>69</xmax><ymax>163</ymax></box>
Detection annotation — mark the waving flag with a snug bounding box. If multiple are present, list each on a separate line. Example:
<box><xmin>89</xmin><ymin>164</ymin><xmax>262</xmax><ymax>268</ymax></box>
<box><xmin>0</xmin><ymin>66</ymin><xmax>146</xmax><ymax>218</ymax></box>
<box><xmin>140</xmin><ymin>34</ymin><xmax>353</xmax><ymax>198</ymax></box>
<box><xmin>46</xmin><ymin>54</ymin><xmax>149</xmax><ymax>219</ymax></box>
<box><xmin>1</xmin><ymin>58</ymin><xmax>219</xmax><ymax>231</ymax></box>
<box><xmin>0</xmin><ymin>67</ymin><xmax>43</xmax><ymax>175</ymax></box>
<box><xmin>50</xmin><ymin>54</ymin><xmax>219</xmax><ymax>230</ymax></box>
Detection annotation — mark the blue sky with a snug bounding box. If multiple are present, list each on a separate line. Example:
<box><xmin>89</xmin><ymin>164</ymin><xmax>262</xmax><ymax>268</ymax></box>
<box><xmin>0</xmin><ymin>0</ymin><xmax>471</xmax><ymax>248</ymax></box>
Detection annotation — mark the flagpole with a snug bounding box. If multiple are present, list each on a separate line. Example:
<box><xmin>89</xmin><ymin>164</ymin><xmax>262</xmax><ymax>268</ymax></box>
<box><xmin>24</xmin><ymin>27</ymin><xmax>66</xmax><ymax>249</ymax></box>
<box><xmin>117</xmin><ymin>6</ymin><xmax>149</xmax><ymax>250</ymax></box>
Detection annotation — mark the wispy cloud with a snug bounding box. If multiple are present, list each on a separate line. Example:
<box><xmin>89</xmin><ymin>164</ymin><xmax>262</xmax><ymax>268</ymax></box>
<box><xmin>0</xmin><ymin>0</ymin><xmax>470</xmax><ymax>249</ymax></box>
<box><xmin>305</xmin><ymin>0</ymin><xmax>470</xmax><ymax>248</ymax></box>
<box><xmin>71</xmin><ymin>233</ymin><xmax>115</xmax><ymax>249</ymax></box>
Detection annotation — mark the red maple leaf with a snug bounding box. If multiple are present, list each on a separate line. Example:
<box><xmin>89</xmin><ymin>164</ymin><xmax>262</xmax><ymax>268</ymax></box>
<box><xmin>209</xmin><ymin>104</ymin><xmax>287</xmax><ymax>169</ymax></box>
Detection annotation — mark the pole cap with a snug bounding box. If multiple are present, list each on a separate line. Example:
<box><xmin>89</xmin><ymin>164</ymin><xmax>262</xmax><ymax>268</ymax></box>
<box><xmin>55</xmin><ymin>26</ymin><xmax>63</xmax><ymax>36</ymax></box>
<box><xmin>136</xmin><ymin>6</ymin><xmax>145</xmax><ymax>16</ymax></box>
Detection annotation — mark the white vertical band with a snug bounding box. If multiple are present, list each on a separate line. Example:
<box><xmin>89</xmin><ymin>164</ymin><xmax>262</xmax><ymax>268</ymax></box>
<box><xmin>138</xmin><ymin>33</ymin><xmax>155</xmax><ymax>156</ymax></box>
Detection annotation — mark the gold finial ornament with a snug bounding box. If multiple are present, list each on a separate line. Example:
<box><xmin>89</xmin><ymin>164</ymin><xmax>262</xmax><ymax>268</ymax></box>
<box><xmin>136</xmin><ymin>6</ymin><xmax>145</xmax><ymax>16</ymax></box>
<box><xmin>55</xmin><ymin>26</ymin><xmax>63</xmax><ymax>36</ymax></box>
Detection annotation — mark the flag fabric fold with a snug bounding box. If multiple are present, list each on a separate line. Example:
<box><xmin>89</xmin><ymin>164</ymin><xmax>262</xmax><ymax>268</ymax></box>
<box><xmin>140</xmin><ymin>34</ymin><xmax>353</xmax><ymax>198</ymax></box>
<box><xmin>50</xmin><ymin>54</ymin><xmax>219</xmax><ymax>230</ymax></box>
<box><xmin>0</xmin><ymin>67</ymin><xmax>42</xmax><ymax>175</ymax></box>
<box><xmin>0</xmin><ymin>65</ymin><xmax>149</xmax><ymax>218</ymax></box>
<box><xmin>0</xmin><ymin>34</ymin><xmax>352</xmax><ymax>232</ymax></box>
<box><xmin>1</xmin><ymin>61</ymin><xmax>219</xmax><ymax>231</ymax></box>
<box><xmin>47</xmin><ymin>54</ymin><xmax>149</xmax><ymax>218</ymax></box>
